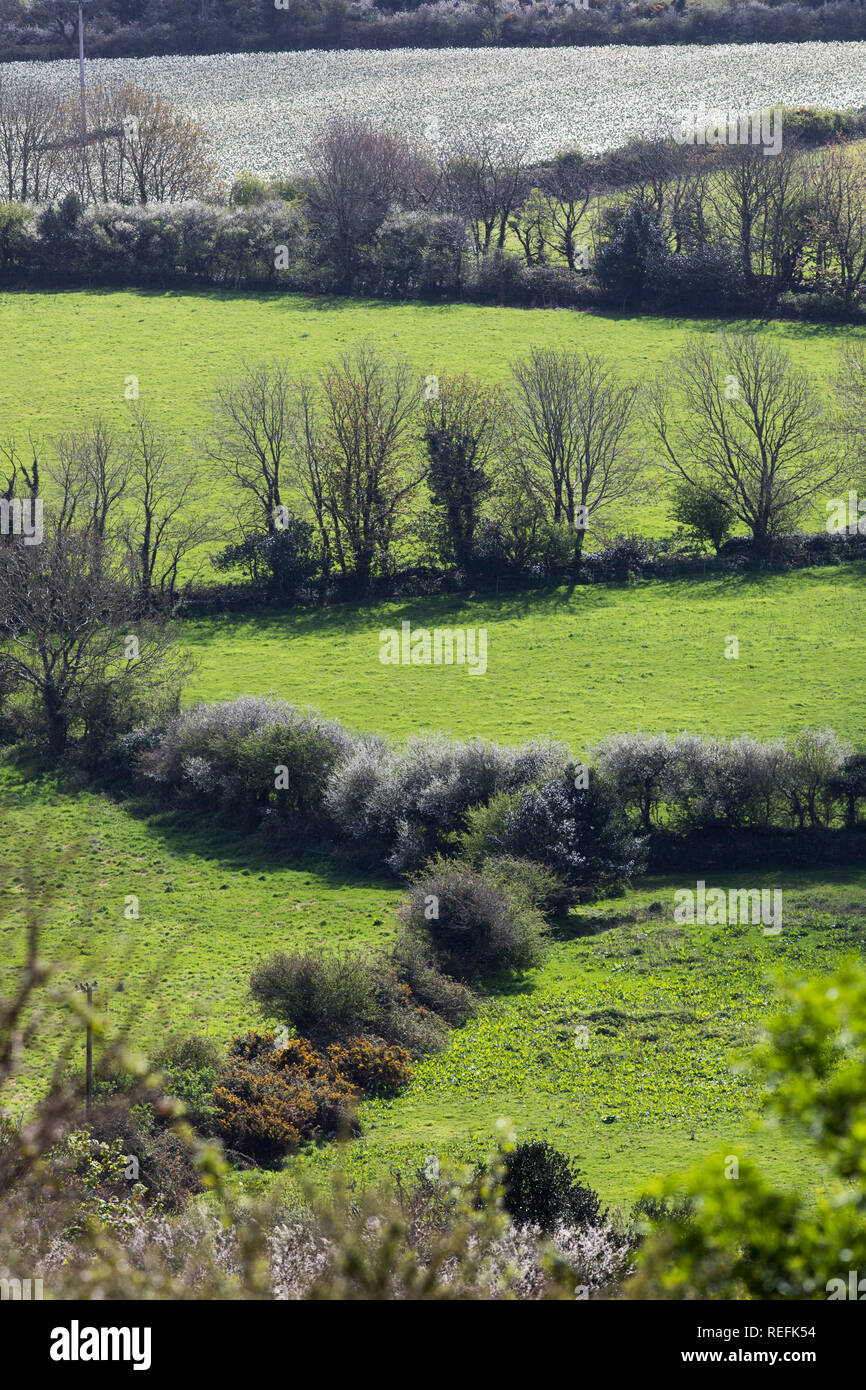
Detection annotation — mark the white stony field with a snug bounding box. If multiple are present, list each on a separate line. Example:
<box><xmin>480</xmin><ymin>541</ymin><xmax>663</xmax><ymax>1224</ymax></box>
<box><xmin>9</xmin><ymin>41</ymin><xmax>866</xmax><ymax>178</ymax></box>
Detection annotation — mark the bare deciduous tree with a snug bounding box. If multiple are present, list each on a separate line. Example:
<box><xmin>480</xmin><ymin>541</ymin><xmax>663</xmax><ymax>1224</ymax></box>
<box><xmin>206</xmin><ymin>361</ymin><xmax>298</xmax><ymax>534</ymax></box>
<box><xmin>439</xmin><ymin>127</ymin><xmax>530</xmax><ymax>255</ymax></box>
<box><xmin>0</xmin><ymin>72</ymin><xmax>64</xmax><ymax>203</ymax></box>
<box><xmin>537</xmin><ymin>150</ymin><xmax>593</xmax><ymax>270</ymax></box>
<box><xmin>305</xmin><ymin>115</ymin><xmax>424</xmax><ymax>289</ymax></box>
<box><xmin>645</xmin><ymin>331</ymin><xmax>843</xmax><ymax>547</ymax></box>
<box><xmin>810</xmin><ymin>143</ymin><xmax>866</xmax><ymax>311</ymax></box>
<box><xmin>0</xmin><ymin>526</ymin><xmax>189</xmax><ymax>758</ymax></box>
<box><xmin>109</xmin><ymin>83</ymin><xmax>218</xmax><ymax>205</ymax></box>
<box><xmin>123</xmin><ymin>406</ymin><xmax>215</xmax><ymax>603</ymax></box>
<box><xmin>709</xmin><ymin>145</ymin><xmax>809</xmax><ymax>303</ymax></box>
<box><xmin>508</xmin><ymin>347</ymin><xmax>643</xmax><ymax>550</ymax></box>
<box><xmin>49</xmin><ymin>419</ymin><xmax>130</xmax><ymax>542</ymax></box>
<box><xmin>318</xmin><ymin>343</ymin><xmax>422</xmax><ymax>588</ymax></box>
<box><xmin>833</xmin><ymin>343</ymin><xmax>866</xmax><ymax>495</ymax></box>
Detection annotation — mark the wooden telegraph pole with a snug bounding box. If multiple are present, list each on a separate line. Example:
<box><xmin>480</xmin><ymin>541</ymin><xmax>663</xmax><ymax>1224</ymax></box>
<box><xmin>74</xmin><ymin>979</ymin><xmax>98</xmax><ymax>1115</ymax></box>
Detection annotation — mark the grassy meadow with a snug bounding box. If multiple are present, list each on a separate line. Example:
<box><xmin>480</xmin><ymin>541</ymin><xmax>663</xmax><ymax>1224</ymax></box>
<box><xmin>183</xmin><ymin>567</ymin><xmax>866</xmax><ymax>745</ymax></box>
<box><xmin>5</xmin><ymin>761</ymin><xmax>866</xmax><ymax>1208</ymax></box>
<box><xmin>1</xmin><ymin>287</ymin><xmax>863</xmax><ymax>543</ymax></box>
<box><xmin>2</xmin><ymin>287</ymin><xmax>864</xmax><ymax>1212</ymax></box>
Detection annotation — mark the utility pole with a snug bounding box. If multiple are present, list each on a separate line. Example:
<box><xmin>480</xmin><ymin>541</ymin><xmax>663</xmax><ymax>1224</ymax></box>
<box><xmin>68</xmin><ymin>0</ymin><xmax>93</xmax><ymax>144</ymax></box>
<box><xmin>74</xmin><ymin>979</ymin><xmax>98</xmax><ymax>1115</ymax></box>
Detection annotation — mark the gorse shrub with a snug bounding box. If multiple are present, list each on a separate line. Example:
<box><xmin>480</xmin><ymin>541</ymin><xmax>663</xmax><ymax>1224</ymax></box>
<box><xmin>212</xmin><ymin>1029</ymin><xmax>413</xmax><ymax>1162</ymax></box>
<box><xmin>398</xmin><ymin>857</ymin><xmax>549</xmax><ymax>980</ymax></box>
<box><xmin>325</xmin><ymin>1038</ymin><xmax>413</xmax><ymax>1097</ymax></box>
<box><xmin>213</xmin><ymin>1062</ymin><xmax>323</xmax><ymax>1163</ymax></box>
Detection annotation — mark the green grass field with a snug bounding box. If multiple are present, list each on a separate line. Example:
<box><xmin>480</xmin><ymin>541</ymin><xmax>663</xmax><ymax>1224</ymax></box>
<box><xmin>2</xmin><ymin>288</ymin><xmax>864</xmax><ymax>1211</ymax></box>
<box><xmin>183</xmin><ymin>566</ymin><xmax>866</xmax><ymax>745</ymax></box>
<box><xmin>1</xmin><ymin>288</ymin><xmax>862</xmax><ymax>545</ymax></box>
<box><xmin>5</xmin><ymin>558</ymin><xmax>864</xmax><ymax>1205</ymax></box>
<box><xmin>3</xmin><ymin>289</ymin><xmax>859</xmax><ymax>439</ymax></box>
<box><xmin>4</xmin><ymin>761</ymin><xmax>863</xmax><ymax>1208</ymax></box>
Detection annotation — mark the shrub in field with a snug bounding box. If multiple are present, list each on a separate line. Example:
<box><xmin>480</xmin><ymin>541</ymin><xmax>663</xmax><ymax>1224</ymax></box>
<box><xmin>215</xmin><ymin>516</ymin><xmax>325</xmax><ymax>600</ymax></box>
<box><xmin>248</xmin><ymin>950</ymin><xmax>446</xmax><ymax>1054</ymax></box>
<box><xmin>829</xmin><ymin>753</ymin><xmax>866</xmax><ymax>829</ymax></box>
<box><xmin>499</xmin><ymin>1141</ymin><xmax>603</xmax><ymax>1232</ymax></box>
<box><xmin>87</xmin><ymin>1103</ymin><xmax>202</xmax><ymax>1211</ymax></box>
<box><xmin>249</xmin><ymin>953</ymin><xmax>393</xmax><ymax>1042</ymax></box>
<box><xmin>213</xmin><ymin>1062</ymin><xmax>322</xmax><ymax>1163</ymax></box>
<box><xmin>479</xmin><ymin>854</ymin><xmax>573</xmax><ymax>915</ymax></box>
<box><xmin>649</xmin><ymin>241</ymin><xmax>747</xmax><ymax>316</ymax></box>
<box><xmin>326</xmin><ymin>1038</ymin><xmax>413</xmax><ymax>1097</ymax></box>
<box><xmin>782</xmin><ymin>728</ymin><xmax>852</xmax><ymax>829</ymax></box>
<box><xmin>359</xmin><ymin>211</ymin><xmax>467</xmax><ymax>300</ymax></box>
<box><xmin>667</xmin><ymin>731</ymin><xmax>790</xmax><ymax>831</ymax></box>
<box><xmin>398</xmin><ymin>857</ymin><xmax>549</xmax><ymax>980</ymax></box>
<box><xmin>137</xmin><ymin>696</ymin><xmax>354</xmax><ymax>826</ymax></box>
<box><xmin>233</xmin><ymin>721</ymin><xmax>346</xmax><ymax>829</ymax></box>
<box><xmin>662</xmin><ymin>729</ymin><xmax>850</xmax><ymax>831</ymax></box>
<box><xmin>594</xmin><ymin>199</ymin><xmax>669</xmax><ymax>308</ymax></box>
<box><xmin>669</xmin><ymin>477</ymin><xmax>736</xmax><ymax>553</ymax></box>
<box><xmin>151</xmin><ymin>1034</ymin><xmax>224</xmax><ymax>1137</ymax></box>
<box><xmin>469</xmin><ymin>766</ymin><xmax>644</xmax><ymax>894</ymax></box>
<box><xmin>324</xmin><ymin>730</ymin><xmax>567</xmax><ymax>871</ymax></box>
<box><xmin>580</xmin><ymin>535</ymin><xmax>659</xmax><ymax>583</ymax></box>
<box><xmin>596</xmin><ymin>728</ymin><xmax>857</xmax><ymax>834</ymax></box>
<box><xmin>213</xmin><ymin>1029</ymin><xmax>414</xmax><ymax>1161</ymax></box>
<box><xmin>392</xmin><ymin>932</ymin><xmax>478</xmax><ymax>1026</ymax></box>
<box><xmin>456</xmin><ymin>791</ymin><xmax>518</xmax><ymax>865</ymax></box>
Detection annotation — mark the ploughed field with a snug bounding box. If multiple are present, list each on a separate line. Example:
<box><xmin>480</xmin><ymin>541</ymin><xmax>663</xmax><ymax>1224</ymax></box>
<box><xmin>7</xmin><ymin>42</ymin><xmax>866</xmax><ymax>179</ymax></box>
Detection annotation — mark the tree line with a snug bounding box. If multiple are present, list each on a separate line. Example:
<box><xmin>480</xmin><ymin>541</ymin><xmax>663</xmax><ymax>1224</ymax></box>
<box><xmin>4</xmin><ymin>0</ymin><xmax>866</xmax><ymax>62</ymax></box>
<box><xmin>5</xmin><ymin>96</ymin><xmax>866</xmax><ymax>322</ymax></box>
<box><xmin>2</xmin><ymin>329</ymin><xmax>863</xmax><ymax>755</ymax></box>
<box><xmin>5</xmin><ymin>328</ymin><xmax>861</xmax><ymax>594</ymax></box>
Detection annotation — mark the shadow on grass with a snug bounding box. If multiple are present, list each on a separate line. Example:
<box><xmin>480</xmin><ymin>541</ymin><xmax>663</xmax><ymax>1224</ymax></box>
<box><xmin>180</xmin><ymin>561</ymin><xmax>866</xmax><ymax>661</ymax></box>
<box><xmin>105</xmin><ymin>791</ymin><xmax>400</xmax><ymax>894</ymax></box>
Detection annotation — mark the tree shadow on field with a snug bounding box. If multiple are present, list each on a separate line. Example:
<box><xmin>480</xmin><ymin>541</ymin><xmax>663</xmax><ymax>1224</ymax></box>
<box><xmin>118</xmin><ymin>793</ymin><xmax>397</xmax><ymax>894</ymax></box>
<box><xmin>182</xmin><ymin>583</ymin><xmax>623</xmax><ymax>655</ymax></box>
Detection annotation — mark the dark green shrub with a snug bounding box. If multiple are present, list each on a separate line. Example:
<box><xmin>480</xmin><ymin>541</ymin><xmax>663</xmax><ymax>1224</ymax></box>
<box><xmin>670</xmin><ymin>478</ymin><xmax>736</xmax><ymax>553</ymax></box>
<box><xmin>233</xmin><ymin>721</ymin><xmax>341</xmax><ymax>829</ymax></box>
<box><xmin>500</xmin><ymin>1140</ymin><xmax>602</xmax><ymax>1231</ymax></box>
